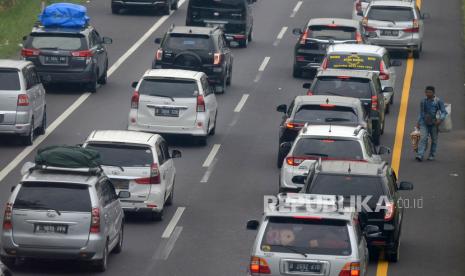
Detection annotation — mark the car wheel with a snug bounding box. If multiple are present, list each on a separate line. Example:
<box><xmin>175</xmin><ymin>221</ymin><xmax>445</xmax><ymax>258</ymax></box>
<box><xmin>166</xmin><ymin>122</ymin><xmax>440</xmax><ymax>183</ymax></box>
<box><xmin>239</xmin><ymin>36</ymin><xmax>248</xmax><ymax>48</ymax></box>
<box><xmin>162</xmin><ymin>2</ymin><xmax>171</xmax><ymax>15</ymax></box>
<box><xmin>87</xmin><ymin>75</ymin><xmax>98</xmax><ymax>93</ymax></box>
<box><xmin>292</xmin><ymin>66</ymin><xmax>302</xmax><ymax>78</ymax></box>
<box><xmin>386</xmin><ymin>237</ymin><xmax>400</xmax><ymax>262</ymax></box>
<box><xmin>210</xmin><ymin>113</ymin><xmax>217</xmax><ymax>136</ymax></box>
<box><xmin>112</xmin><ymin>225</ymin><xmax>124</xmax><ymax>254</ymax></box>
<box><xmin>21</xmin><ymin>118</ymin><xmax>34</xmax><ymax>146</ymax></box>
<box><xmin>111</xmin><ymin>4</ymin><xmax>121</xmax><ymax>14</ymax></box>
<box><xmin>0</xmin><ymin>256</ymin><xmax>16</xmax><ymax>269</ymax></box>
<box><xmin>226</xmin><ymin>64</ymin><xmax>232</xmax><ymax>86</ymax></box>
<box><xmin>37</xmin><ymin>109</ymin><xmax>46</xmax><ymax>136</ymax></box>
<box><xmin>166</xmin><ymin>183</ymin><xmax>174</xmax><ymax>206</ymax></box>
<box><xmin>94</xmin><ymin>242</ymin><xmax>108</xmax><ymax>272</ymax></box>
<box><xmin>248</xmin><ymin>28</ymin><xmax>253</xmax><ymax>42</ymax></box>
<box><xmin>385</xmin><ymin>103</ymin><xmax>390</xmax><ymax>114</ymax></box>
<box><xmin>215</xmin><ymin>77</ymin><xmax>227</xmax><ymax>94</ymax></box>
<box><xmin>390</xmin><ymin>95</ymin><xmax>394</xmax><ymax>105</ymax></box>
<box><xmin>98</xmin><ymin>63</ymin><xmax>108</xmax><ymax>85</ymax></box>
<box><xmin>171</xmin><ymin>0</ymin><xmax>178</xmax><ymax>10</ymax></box>
<box><xmin>412</xmin><ymin>48</ymin><xmax>420</xmax><ymax>59</ymax></box>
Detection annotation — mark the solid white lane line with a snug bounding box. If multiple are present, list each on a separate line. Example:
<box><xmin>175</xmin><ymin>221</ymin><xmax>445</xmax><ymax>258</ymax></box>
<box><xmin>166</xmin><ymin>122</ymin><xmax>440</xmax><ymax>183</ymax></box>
<box><xmin>161</xmin><ymin>207</ymin><xmax>185</xmax><ymax>239</ymax></box>
<box><xmin>290</xmin><ymin>0</ymin><xmax>302</xmax><ymax>17</ymax></box>
<box><xmin>234</xmin><ymin>94</ymin><xmax>250</xmax><ymax>113</ymax></box>
<box><xmin>202</xmin><ymin>144</ymin><xmax>221</xmax><ymax>168</ymax></box>
<box><xmin>0</xmin><ymin>0</ymin><xmax>187</xmax><ymax>183</ymax></box>
<box><xmin>277</xmin><ymin>26</ymin><xmax>288</xmax><ymax>40</ymax></box>
<box><xmin>258</xmin><ymin>56</ymin><xmax>271</xmax><ymax>72</ymax></box>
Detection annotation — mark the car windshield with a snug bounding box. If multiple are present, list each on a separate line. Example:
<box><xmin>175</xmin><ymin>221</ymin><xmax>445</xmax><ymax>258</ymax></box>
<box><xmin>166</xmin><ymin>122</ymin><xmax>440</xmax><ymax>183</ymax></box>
<box><xmin>312</xmin><ymin>77</ymin><xmax>373</xmax><ymax>99</ymax></box>
<box><xmin>0</xmin><ymin>69</ymin><xmax>20</xmax><ymax>90</ymax></box>
<box><xmin>139</xmin><ymin>78</ymin><xmax>198</xmax><ymax>98</ymax></box>
<box><xmin>191</xmin><ymin>0</ymin><xmax>246</xmax><ymax>10</ymax></box>
<box><xmin>327</xmin><ymin>54</ymin><xmax>380</xmax><ymax>71</ymax></box>
<box><xmin>14</xmin><ymin>183</ymin><xmax>91</xmax><ymax>212</ymax></box>
<box><xmin>294</xmin><ymin>104</ymin><xmax>359</xmax><ymax>125</ymax></box>
<box><xmin>307</xmin><ymin>174</ymin><xmax>384</xmax><ymax>207</ymax></box>
<box><xmin>367</xmin><ymin>6</ymin><xmax>415</xmax><ymax>22</ymax></box>
<box><xmin>86</xmin><ymin>143</ymin><xmax>153</xmax><ymax>167</ymax></box>
<box><xmin>28</xmin><ymin>34</ymin><xmax>84</xmax><ymax>51</ymax></box>
<box><xmin>165</xmin><ymin>34</ymin><xmax>213</xmax><ymax>51</ymax></box>
<box><xmin>293</xmin><ymin>138</ymin><xmax>364</xmax><ymax>160</ymax></box>
<box><xmin>309</xmin><ymin>25</ymin><xmax>357</xmax><ymax>40</ymax></box>
<box><xmin>261</xmin><ymin>217</ymin><xmax>351</xmax><ymax>256</ymax></box>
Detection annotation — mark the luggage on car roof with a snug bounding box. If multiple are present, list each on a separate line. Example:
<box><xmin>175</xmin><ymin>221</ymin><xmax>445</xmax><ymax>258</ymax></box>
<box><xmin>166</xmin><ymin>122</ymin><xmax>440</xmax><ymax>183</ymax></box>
<box><xmin>35</xmin><ymin>145</ymin><xmax>102</xmax><ymax>168</ymax></box>
<box><xmin>39</xmin><ymin>3</ymin><xmax>90</xmax><ymax>28</ymax></box>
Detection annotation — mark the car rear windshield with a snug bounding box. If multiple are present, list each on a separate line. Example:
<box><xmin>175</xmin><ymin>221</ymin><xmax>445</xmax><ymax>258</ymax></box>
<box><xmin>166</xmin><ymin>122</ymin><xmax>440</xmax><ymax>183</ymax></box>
<box><xmin>313</xmin><ymin>77</ymin><xmax>373</xmax><ymax>99</ymax></box>
<box><xmin>165</xmin><ymin>34</ymin><xmax>213</xmax><ymax>51</ymax></box>
<box><xmin>294</xmin><ymin>104</ymin><xmax>359</xmax><ymax>125</ymax></box>
<box><xmin>309</xmin><ymin>25</ymin><xmax>357</xmax><ymax>41</ymax></box>
<box><xmin>190</xmin><ymin>0</ymin><xmax>246</xmax><ymax>10</ymax></box>
<box><xmin>327</xmin><ymin>54</ymin><xmax>380</xmax><ymax>71</ymax></box>
<box><xmin>86</xmin><ymin>143</ymin><xmax>153</xmax><ymax>167</ymax></box>
<box><xmin>308</xmin><ymin>174</ymin><xmax>384</xmax><ymax>206</ymax></box>
<box><xmin>139</xmin><ymin>78</ymin><xmax>198</xmax><ymax>98</ymax></box>
<box><xmin>367</xmin><ymin>6</ymin><xmax>415</xmax><ymax>22</ymax></box>
<box><xmin>0</xmin><ymin>69</ymin><xmax>20</xmax><ymax>90</ymax></box>
<box><xmin>293</xmin><ymin>138</ymin><xmax>364</xmax><ymax>160</ymax></box>
<box><xmin>27</xmin><ymin>34</ymin><xmax>85</xmax><ymax>51</ymax></box>
<box><xmin>261</xmin><ymin>216</ymin><xmax>351</xmax><ymax>256</ymax></box>
<box><xmin>14</xmin><ymin>182</ymin><xmax>91</xmax><ymax>212</ymax></box>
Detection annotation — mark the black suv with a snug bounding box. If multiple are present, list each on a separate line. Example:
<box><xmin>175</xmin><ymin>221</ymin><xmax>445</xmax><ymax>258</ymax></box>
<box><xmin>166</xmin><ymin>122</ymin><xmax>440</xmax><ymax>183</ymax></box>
<box><xmin>111</xmin><ymin>0</ymin><xmax>178</xmax><ymax>15</ymax></box>
<box><xmin>153</xmin><ymin>25</ymin><xmax>233</xmax><ymax>93</ymax></box>
<box><xmin>186</xmin><ymin>0</ymin><xmax>255</xmax><ymax>48</ymax></box>
<box><xmin>297</xmin><ymin>160</ymin><xmax>413</xmax><ymax>262</ymax></box>
<box><xmin>305</xmin><ymin>69</ymin><xmax>388</xmax><ymax>145</ymax></box>
<box><xmin>21</xmin><ymin>24</ymin><xmax>112</xmax><ymax>93</ymax></box>
<box><xmin>292</xmin><ymin>18</ymin><xmax>363</xmax><ymax>78</ymax></box>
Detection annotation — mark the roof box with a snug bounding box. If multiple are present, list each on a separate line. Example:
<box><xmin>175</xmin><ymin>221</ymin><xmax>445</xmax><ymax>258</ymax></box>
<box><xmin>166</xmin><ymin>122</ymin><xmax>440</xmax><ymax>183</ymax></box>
<box><xmin>39</xmin><ymin>3</ymin><xmax>89</xmax><ymax>28</ymax></box>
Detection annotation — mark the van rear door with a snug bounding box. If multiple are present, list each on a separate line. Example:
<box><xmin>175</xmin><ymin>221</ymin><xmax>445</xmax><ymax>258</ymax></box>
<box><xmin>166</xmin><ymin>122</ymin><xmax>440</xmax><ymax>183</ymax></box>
<box><xmin>0</xmin><ymin>69</ymin><xmax>21</xmax><ymax>125</ymax></box>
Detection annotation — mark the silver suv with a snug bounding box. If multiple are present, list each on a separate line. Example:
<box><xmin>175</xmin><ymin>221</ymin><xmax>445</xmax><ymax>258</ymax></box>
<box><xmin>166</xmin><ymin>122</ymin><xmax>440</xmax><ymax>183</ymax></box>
<box><xmin>1</xmin><ymin>164</ymin><xmax>129</xmax><ymax>272</ymax></box>
<box><xmin>0</xmin><ymin>60</ymin><xmax>46</xmax><ymax>145</ymax></box>
<box><xmin>246</xmin><ymin>193</ymin><xmax>377</xmax><ymax>276</ymax></box>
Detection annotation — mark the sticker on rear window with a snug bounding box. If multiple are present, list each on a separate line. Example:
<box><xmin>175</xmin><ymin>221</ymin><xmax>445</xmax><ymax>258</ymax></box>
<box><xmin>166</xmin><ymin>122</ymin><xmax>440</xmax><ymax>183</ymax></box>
<box><xmin>328</xmin><ymin>54</ymin><xmax>379</xmax><ymax>70</ymax></box>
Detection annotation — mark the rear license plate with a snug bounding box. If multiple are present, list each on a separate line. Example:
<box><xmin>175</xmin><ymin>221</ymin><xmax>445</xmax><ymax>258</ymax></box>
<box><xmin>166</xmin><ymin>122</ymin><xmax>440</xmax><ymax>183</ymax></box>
<box><xmin>381</xmin><ymin>30</ymin><xmax>399</xmax><ymax>36</ymax></box>
<box><xmin>34</xmin><ymin>224</ymin><xmax>68</xmax><ymax>234</ymax></box>
<box><xmin>288</xmin><ymin>262</ymin><xmax>322</xmax><ymax>273</ymax></box>
<box><xmin>155</xmin><ymin>107</ymin><xmax>179</xmax><ymax>117</ymax></box>
<box><xmin>111</xmin><ymin>179</ymin><xmax>130</xmax><ymax>190</ymax></box>
<box><xmin>44</xmin><ymin>56</ymin><xmax>68</xmax><ymax>65</ymax></box>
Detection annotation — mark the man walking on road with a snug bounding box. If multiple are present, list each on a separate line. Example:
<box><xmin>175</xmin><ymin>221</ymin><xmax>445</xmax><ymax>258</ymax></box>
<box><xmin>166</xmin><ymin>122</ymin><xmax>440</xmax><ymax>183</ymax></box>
<box><xmin>416</xmin><ymin>86</ymin><xmax>447</xmax><ymax>161</ymax></box>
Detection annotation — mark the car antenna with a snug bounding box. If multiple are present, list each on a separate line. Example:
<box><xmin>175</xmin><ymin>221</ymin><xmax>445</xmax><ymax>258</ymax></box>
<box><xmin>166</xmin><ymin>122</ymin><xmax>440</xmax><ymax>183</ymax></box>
<box><xmin>326</xmin><ymin>98</ymin><xmax>329</xmax><ymax>104</ymax></box>
<box><xmin>329</xmin><ymin>123</ymin><xmax>332</xmax><ymax>133</ymax></box>
<box><xmin>348</xmin><ymin>163</ymin><xmax>352</xmax><ymax>174</ymax></box>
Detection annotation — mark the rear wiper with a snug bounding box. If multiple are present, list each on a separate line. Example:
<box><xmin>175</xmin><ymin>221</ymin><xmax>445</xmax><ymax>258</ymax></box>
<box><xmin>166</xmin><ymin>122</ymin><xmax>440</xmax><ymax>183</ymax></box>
<box><xmin>325</xmin><ymin>118</ymin><xmax>351</xmax><ymax>122</ymax></box>
<box><xmin>323</xmin><ymin>91</ymin><xmax>344</xmax><ymax>96</ymax></box>
<box><xmin>303</xmin><ymin>153</ymin><xmax>329</xmax><ymax>157</ymax></box>
<box><xmin>150</xmin><ymin>94</ymin><xmax>175</xmax><ymax>102</ymax></box>
<box><xmin>271</xmin><ymin>244</ymin><xmax>308</xmax><ymax>257</ymax></box>
<box><xmin>101</xmin><ymin>164</ymin><xmax>125</xmax><ymax>172</ymax></box>
<box><xmin>38</xmin><ymin>47</ymin><xmax>59</xmax><ymax>50</ymax></box>
<box><xmin>14</xmin><ymin>200</ymin><xmax>61</xmax><ymax>215</ymax></box>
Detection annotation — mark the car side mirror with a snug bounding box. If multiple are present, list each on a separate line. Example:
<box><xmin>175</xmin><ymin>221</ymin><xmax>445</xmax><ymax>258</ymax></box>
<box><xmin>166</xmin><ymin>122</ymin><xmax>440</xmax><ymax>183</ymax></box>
<box><xmin>390</xmin><ymin>60</ymin><xmax>402</xmax><ymax>67</ymax></box>
<box><xmin>364</xmin><ymin>225</ymin><xmax>381</xmax><ymax>237</ymax></box>
<box><xmin>10</xmin><ymin>186</ymin><xmax>16</xmax><ymax>193</ymax></box>
<box><xmin>171</xmin><ymin>149</ymin><xmax>182</xmax><ymax>159</ymax></box>
<box><xmin>276</xmin><ymin>104</ymin><xmax>287</xmax><ymax>113</ymax></box>
<box><xmin>382</xmin><ymin>87</ymin><xmax>394</xmax><ymax>93</ymax></box>
<box><xmin>292</xmin><ymin>28</ymin><xmax>303</xmax><ymax>35</ymax></box>
<box><xmin>302</xmin><ymin>82</ymin><xmax>312</xmax><ymax>89</ymax></box>
<box><xmin>154</xmin><ymin>38</ymin><xmax>162</xmax><ymax>44</ymax></box>
<box><xmin>377</xmin><ymin>145</ymin><xmax>391</xmax><ymax>155</ymax></box>
<box><xmin>421</xmin><ymin>13</ymin><xmax>431</xmax><ymax>20</ymax></box>
<box><xmin>292</xmin><ymin>175</ymin><xmax>306</xmax><ymax>185</ymax></box>
<box><xmin>102</xmin><ymin>37</ymin><xmax>113</xmax><ymax>44</ymax></box>
<box><xmin>131</xmin><ymin>81</ymin><xmax>138</xmax><ymax>88</ymax></box>
<box><xmin>398</xmin><ymin>181</ymin><xmax>414</xmax><ymax>191</ymax></box>
<box><xmin>118</xmin><ymin>191</ymin><xmax>131</xmax><ymax>199</ymax></box>
<box><xmin>279</xmin><ymin>142</ymin><xmax>292</xmax><ymax>157</ymax></box>
<box><xmin>246</xmin><ymin>220</ymin><xmax>259</xmax><ymax>230</ymax></box>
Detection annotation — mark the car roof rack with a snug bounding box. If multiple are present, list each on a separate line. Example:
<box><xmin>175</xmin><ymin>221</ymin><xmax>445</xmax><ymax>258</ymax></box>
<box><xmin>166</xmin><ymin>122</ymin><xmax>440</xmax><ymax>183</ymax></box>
<box><xmin>29</xmin><ymin>164</ymin><xmax>103</xmax><ymax>175</ymax></box>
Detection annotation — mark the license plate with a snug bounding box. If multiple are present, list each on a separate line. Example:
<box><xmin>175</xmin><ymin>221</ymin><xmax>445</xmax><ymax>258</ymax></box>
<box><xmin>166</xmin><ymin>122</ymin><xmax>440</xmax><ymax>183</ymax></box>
<box><xmin>111</xmin><ymin>179</ymin><xmax>130</xmax><ymax>190</ymax></box>
<box><xmin>44</xmin><ymin>56</ymin><xmax>67</xmax><ymax>65</ymax></box>
<box><xmin>34</xmin><ymin>224</ymin><xmax>68</xmax><ymax>234</ymax></box>
<box><xmin>288</xmin><ymin>262</ymin><xmax>322</xmax><ymax>273</ymax></box>
<box><xmin>381</xmin><ymin>30</ymin><xmax>399</xmax><ymax>36</ymax></box>
<box><xmin>155</xmin><ymin>107</ymin><xmax>179</xmax><ymax>117</ymax></box>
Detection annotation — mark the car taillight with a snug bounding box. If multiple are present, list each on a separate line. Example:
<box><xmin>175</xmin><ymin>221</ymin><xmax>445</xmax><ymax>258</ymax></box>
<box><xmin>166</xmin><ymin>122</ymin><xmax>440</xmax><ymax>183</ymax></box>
<box><xmin>299</xmin><ymin>29</ymin><xmax>309</xmax><ymax>45</ymax></box>
<box><xmin>72</xmin><ymin>50</ymin><xmax>93</xmax><ymax>57</ymax></box>
<box><xmin>150</xmin><ymin>163</ymin><xmax>161</xmax><ymax>184</ymax></box>
<box><xmin>286</xmin><ymin>156</ymin><xmax>311</xmax><ymax>166</ymax></box>
<box><xmin>2</xmin><ymin>203</ymin><xmax>12</xmax><ymax>230</ymax></box>
<box><xmin>384</xmin><ymin>201</ymin><xmax>395</xmax><ymax>221</ymax></box>
<box><xmin>90</xmin><ymin>207</ymin><xmax>100</xmax><ymax>233</ymax></box>
<box><xmin>17</xmin><ymin>94</ymin><xmax>29</xmax><ymax>106</ymax></box>
<box><xmin>339</xmin><ymin>262</ymin><xmax>360</xmax><ymax>276</ymax></box>
<box><xmin>321</xmin><ymin>57</ymin><xmax>328</xmax><ymax>69</ymax></box>
<box><xmin>249</xmin><ymin>256</ymin><xmax>271</xmax><ymax>275</ymax></box>
<box><xmin>296</xmin><ymin>55</ymin><xmax>305</xmax><ymax>62</ymax></box>
<box><xmin>197</xmin><ymin>95</ymin><xmax>206</xmax><ymax>112</ymax></box>
<box><xmin>156</xmin><ymin>49</ymin><xmax>163</xmax><ymax>61</ymax></box>
<box><xmin>356</xmin><ymin>32</ymin><xmax>363</xmax><ymax>43</ymax></box>
<box><xmin>131</xmin><ymin>91</ymin><xmax>139</xmax><ymax>109</ymax></box>
<box><xmin>404</xmin><ymin>19</ymin><xmax>419</xmax><ymax>33</ymax></box>
<box><xmin>371</xmin><ymin>95</ymin><xmax>378</xmax><ymax>111</ymax></box>
<box><xmin>213</xmin><ymin>53</ymin><xmax>222</xmax><ymax>65</ymax></box>
<box><xmin>21</xmin><ymin>48</ymin><xmax>40</xmax><ymax>57</ymax></box>
<box><xmin>355</xmin><ymin>0</ymin><xmax>362</xmax><ymax>12</ymax></box>
<box><xmin>285</xmin><ymin>120</ymin><xmax>305</xmax><ymax>129</ymax></box>
<box><xmin>379</xmin><ymin>61</ymin><xmax>390</xmax><ymax>80</ymax></box>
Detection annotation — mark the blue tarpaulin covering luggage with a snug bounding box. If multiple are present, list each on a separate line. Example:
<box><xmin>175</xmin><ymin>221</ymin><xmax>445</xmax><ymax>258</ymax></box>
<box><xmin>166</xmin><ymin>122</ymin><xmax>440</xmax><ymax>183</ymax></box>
<box><xmin>39</xmin><ymin>3</ymin><xmax>89</xmax><ymax>28</ymax></box>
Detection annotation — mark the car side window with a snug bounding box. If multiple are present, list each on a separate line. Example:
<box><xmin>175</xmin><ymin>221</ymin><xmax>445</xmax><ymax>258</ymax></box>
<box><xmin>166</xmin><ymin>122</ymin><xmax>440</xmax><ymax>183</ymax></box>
<box><xmin>287</xmin><ymin>100</ymin><xmax>295</xmax><ymax>117</ymax></box>
<box><xmin>101</xmin><ymin>179</ymin><xmax>117</xmax><ymax>206</ymax></box>
<box><xmin>415</xmin><ymin>7</ymin><xmax>421</xmax><ymax>19</ymax></box>
<box><xmin>217</xmin><ymin>35</ymin><xmax>224</xmax><ymax>50</ymax></box>
<box><xmin>29</xmin><ymin>67</ymin><xmax>40</xmax><ymax>86</ymax></box>
<box><xmin>363</xmin><ymin>134</ymin><xmax>374</xmax><ymax>156</ymax></box>
<box><xmin>200</xmin><ymin>77</ymin><xmax>211</xmax><ymax>96</ymax></box>
<box><xmin>156</xmin><ymin>142</ymin><xmax>165</xmax><ymax>165</ymax></box>
<box><xmin>89</xmin><ymin>31</ymin><xmax>99</xmax><ymax>48</ymax></box>
<box><xmin>373</xmin><ymin>77</ymin><xmax>382</xmax><ymax>95</ymax></box>
<box><xmin>160</xmin><ymin>140</ymin><xmax>171</xmax><ymax>160</ymax></box>
<box><xmin>386</xmin><ymin>171</ymin><xmax>396</xmax><ymax>195</ymax></box>
<box><xmin>24</xmin><ymin>68</ymin><xmax>35</xmax><ymax>89</ymax></box>
<box><xmin>382</xmin><ymin>54</ymin><xmax>391</xmax><ymax>69</ymax></box>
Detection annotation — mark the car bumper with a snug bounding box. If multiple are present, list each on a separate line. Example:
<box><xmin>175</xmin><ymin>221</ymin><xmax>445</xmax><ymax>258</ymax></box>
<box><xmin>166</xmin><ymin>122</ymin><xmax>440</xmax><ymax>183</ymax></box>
<box><xmin>0</xmin><ymin>123</ymin><xmax>32</xmax><ymax>136</ymax></box>
<box><xmin>366</xmin><ymin>37</ymin><xmax>422</xmax><ymax>51</ymax></box>
<box><xmin>152</xmin><ymin>63</ymin><xmax>225</xmax><ymax>82</ymax></box>
<box><xmin>37</xmin><ymin>69</ymin><xmax>94</xmax><ymax>84</ymax></box>
<box><xmin>119</xmin><ymin>191</ymin><xmax>165</xmax><ymax>212</ymax></box>
<box><xmin>112</xmin><ymin>0</ymin><xmax>168</xmax><ymax>7</ymax></box>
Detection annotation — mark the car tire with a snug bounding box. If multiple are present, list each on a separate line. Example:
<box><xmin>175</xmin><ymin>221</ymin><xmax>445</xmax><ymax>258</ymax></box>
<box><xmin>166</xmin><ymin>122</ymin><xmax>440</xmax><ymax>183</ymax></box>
<box><xmin>248</xmin><ymin>28</ymin><xmax>253</xmax><ymax>42</ymax></box>
<box><xmin>166</xmin><ymin>183</ymin><xmax>174</xmax><ymax>206</ymax></box>
<box><xmin>277</xmin><ymin>150</ymin><xmax>285</xmax><ymax>169</ymax></box>
<box><xmin>112</xmin><ymin>226</ymin><xmax>124</xmax><ymax>254</ymax></box>
<box><xmin>210</xmin><ymin>113</ymin><xmax>217</xmax><ymax>136</ymax></box>
<box><xmin>94</xmin><ymin>242</ymin><xmax>108</xmax><ymax>272</ymax></box>
<box><xmin>98</xmin><ymin>62</ymin><xmax>108</xmax><ymax>85</ymax></box>
<box><xmin>162</xmin><ymin>2</ymin><xmax>171</xmax><ymax>15</ymax></box>
<box><xmin>37</xmin><ymin>109</ymin><xmax>46</xmax><ymax>136</ymax></box>
<box><xmin>292</xmin><ymin>66</ymin><xmax>302</xmax><ymax>78</ymax></box>
<box><xmin>226</xmin><ymin>64</ymin><xmax>232</xmax><ymax>86</ymax></box>
<box><xmin>21</xmin><ymin>118</ymin><xmax>34</xmax><ymax>146</ymax></box>
<box><xmin>390</xmin><ymin>95</ymin><xmax>394</xmax><ymax>105</ymax></box>
<box><xmin>239</xmin><ymin>36</ymin><xmax>248</xmax><ymax>48</ymax></box>
<box><xmin>385</xmin><ymin>103</ymin><xmax>390</xmax><ymax>114</ymax></box>
<box><xmin>111</xmin><ymin>4</ymin><xmax>121</xmax><ymax>14</ymax></box>
<box><xmin>386</xmin><ymin>238</ymin><xmax>400</xmax><ymax>262</ymax></box>
<box><xmin>87</xmin><ymin>74</ymin><xmax>98</xmax><ymax>93</ymax></box>
<box><xmin>171</xmin><ymin>0</ymin><xmax>178</xmax><ymax>10</ymax></box>
<box><xmin>0</xmin><ymin>256</ymin><xmax>16</xmax><ymax>269</ymax></box>
<box><xmin>215</xmin><ymin>77</ymin><xmax>227</xmax><ymax>94</ymax></box>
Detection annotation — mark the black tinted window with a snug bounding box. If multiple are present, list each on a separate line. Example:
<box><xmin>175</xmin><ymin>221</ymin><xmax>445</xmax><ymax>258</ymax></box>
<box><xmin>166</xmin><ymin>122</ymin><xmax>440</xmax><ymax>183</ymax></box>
<box><xmin>293</xmin><ymin>138</ymin><xmax>364</xmax><ymax>160</ymax></box>
<box><xmin>27</xmin><ymin>34</ymin><xmax>85</xmax><ymax>51</ymax></box>
<box><xmin>139</xmin><ymin>78</ymin><xmax>199</xmax><ymax>98</ymax></box>
<box><xmin>0</xmin><ymin>69</ymin><xmax>20</xmax><ymax>90</ymax></box>
<box><xmin>165</xmin><ymin>34</ymin><xmax>213</xmax><ymax>51</ymax></box>
<box><xmin>191</xmin><ymin>0</ymin><xmax>246</xmax><ymax>10</ymax></box>
<box><xmin>294</xmin><ymin>105</ymin><xmax>358</xmax><ymax>125</ymax></box>
<box><xmin>367</xmin><ymin>7</ymin><xmax>414</xmax><ymax>21</ymax></box>
<box><xmin>309</xmin><ymin>25</ymin><xmax>356</xmax><ymax>40</ymax></box>
<box><xmin>327</xmin><ymin>54</ymin><xmax>380</xmax><ymax>71</ymax></box>
<box><xmin>14</xmin><ymin>183</ymin><xmax>91</xmax><ymax>212</ymax></box>
<box><xmin>86</xmin><ymin>143</ymin><xmax>153</xmax><ymax>167</ymax></box>
<box><xmin>261</xmin><ymin>217</ymin><xmax>351</xmax><ymax>256</ymax></box>
<box><xmin>313</xmin><ymin>77</ymin><xmax>373</xmax><ymax>99</ymax></box>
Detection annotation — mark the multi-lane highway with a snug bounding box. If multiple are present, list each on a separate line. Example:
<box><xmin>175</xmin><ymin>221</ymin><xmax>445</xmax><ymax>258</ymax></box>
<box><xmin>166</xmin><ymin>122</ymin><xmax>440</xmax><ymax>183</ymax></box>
<box><xmin>0</xmin><ymin>0</ymin><xmax>464</xmax><ymax>275</ymax></box>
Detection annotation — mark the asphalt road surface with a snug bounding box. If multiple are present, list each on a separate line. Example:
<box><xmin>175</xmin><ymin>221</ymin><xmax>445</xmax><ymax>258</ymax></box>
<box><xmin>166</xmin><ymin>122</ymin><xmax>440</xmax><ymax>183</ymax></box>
<box><xmin>0</xmin><ymin>0</ymin><xmax>464</xmax><ymax>275</ymax></box>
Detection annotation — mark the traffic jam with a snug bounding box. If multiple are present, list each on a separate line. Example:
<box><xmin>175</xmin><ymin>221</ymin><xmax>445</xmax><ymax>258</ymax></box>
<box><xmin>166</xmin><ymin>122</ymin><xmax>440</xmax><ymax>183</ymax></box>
<box><xmin>0</xmin><ymin>0</ymin><xmax>461</xmax><ymax>275</ymax></box>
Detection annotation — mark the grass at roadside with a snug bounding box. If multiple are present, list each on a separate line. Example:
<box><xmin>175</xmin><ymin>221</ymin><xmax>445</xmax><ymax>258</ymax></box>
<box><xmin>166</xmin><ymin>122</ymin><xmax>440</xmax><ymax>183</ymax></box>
<box><xmin>0</xmin><ymin>0</ymin><xmax>85</xmax><ymax>59</ymax></box>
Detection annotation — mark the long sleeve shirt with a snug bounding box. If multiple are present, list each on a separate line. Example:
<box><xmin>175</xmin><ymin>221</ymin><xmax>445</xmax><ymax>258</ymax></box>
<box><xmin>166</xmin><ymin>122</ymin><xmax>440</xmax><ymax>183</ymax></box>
<box><xmin>418</xmin><ymin>96</ymin><xmax>447</xmax><ymax>125</ymax></box>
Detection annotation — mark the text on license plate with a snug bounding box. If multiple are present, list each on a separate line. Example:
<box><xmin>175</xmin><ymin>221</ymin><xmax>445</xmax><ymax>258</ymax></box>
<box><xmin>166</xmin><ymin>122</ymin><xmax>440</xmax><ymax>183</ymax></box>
<box><xmin>288</xmin><ymin>262</ymin><xmax>322</xmax><ymax>273</ymax></box>
<box><xmin>34</xmin><ymin>224</ymin><xmax>68</xmax><ymax>234</ymax></box>
<box><xmin>381</xmin><ymin>30</ymin><xmax>399</xmax><ymax>36</ymax></box>
<box><xmin>44</xmin><ymin>56</ymin><xmax>67</xmax><ymax>64</ymax></box>
<box><xmin>155</xmin><ymin>107</ymin><xmax>179</xmax><ymax>117</ymax></box>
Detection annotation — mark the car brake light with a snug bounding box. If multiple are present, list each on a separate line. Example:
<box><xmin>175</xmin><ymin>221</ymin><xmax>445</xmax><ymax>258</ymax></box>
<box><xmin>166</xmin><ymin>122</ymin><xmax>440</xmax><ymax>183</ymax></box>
<box><xmin>355</xmin><ymin>0</ymin><xmax>362</xmax><ymax>12</ymax></box>
<box><xmin>213</xmin><ymin>53</ymin><xmax>222</xmax><ymax>65</ymax></box>
<box><xmin>131</xmin><ymin>91</ymin><xmax>139</xmax><ymax>109</ymax></box>
<box><xmin>21</xmin><ymin>48</ymin><xmax>40</xmax><ymax>57</ymax></box>
<box><xmin>384</xmin><ymin>201</ymin><xmax>395</xmax><ymax>221</ymax></box>
<box><xmin>136</xmin><ymin>163</ymin><xmax>161</xmax><ymax>184</ymax></box>
<box><xmin>296</xmin><ymin>55</ymin><xmax>305</xmax><ymax>62</ymax></box>
<box><xmin>337</xmin><ymin>76</ymin><xmax>351</xmax><ymax>79</ymax></box>
<box><xmin>320</xmin><ymin>104</ymin><xmax>336</xmax><ymax>108</ymax></box>
<box><xmin>371</xmin><ymin>95</ymin><xmax>378</xmax><ymax>111</ymax></box>
<box><xmin>379</xmin><ymin>61</ymin><xmax>390</xmax><ymax>80</ymax></box>
<box><xmin>328</xmin><ymin>23</ymin><xmax>338</xmax><ymax>27</ymax></box>
<box><xmin>356</xmin><ymin>32</ymin><xmax>363</xmax><ymax>43</ymax></box>
<box><xmin>90</xmin><ymin>207</ymin><xmax>100</xmax><ymax>233</ymax></box>
<box><xmin>71</xmin><ymin>50</ymin><xmax>93</xmax><ymax>57</ymax></box>
<box><xmin>322</xmin><ymin>139</ymin><xmax>335</xmax><ymax>143</ymax></box>
<box><xmin>197</xmin><ymin>95</ymin><xmax>206</xmax><ymax>112</ymax></box>
<box><xmin>17</xmin><ymin>94</ymin><xmax>29</xmax><ymax>106</ymax></box>
<box><xmin>249</xmin><ymin>256</ymin><xmax>271</xmax><ymax>275</ymax></box>
<box><xmin>299</xmin><ymin>29</ymin><xmax>309</xmax><ymax>45</ymax></box>
<box><xmin>286</xmin><ymin>156</ymin><xmax>313</xmax><ymax>166</ymax></box>
<box><xmin>2</xmin><ymin>203</ymin><xmax>12</xmax><ymax>230</ymax></box>
<box><xmin>404</xmin><ymin>19</ymin><xmax>419</xmax><ymax>33</ymax></box>
<box><xmin>156</xmin><ymin>49</ymin><xmax>163</xmax><ymax>61</ymax></box>
<box><xmin>321</xmin><ymin>57</ymin><xmax>328</xmax><ymax>70</ymax></box>
<box><xmin>285</xmin><ymin>120</ymin><xmax>305</xmax><ymax>129</ymax></box>
<box><xmin>339</xmin><ymin>262</ymin><xmax>360</xmax><ymax>276</ymax></box>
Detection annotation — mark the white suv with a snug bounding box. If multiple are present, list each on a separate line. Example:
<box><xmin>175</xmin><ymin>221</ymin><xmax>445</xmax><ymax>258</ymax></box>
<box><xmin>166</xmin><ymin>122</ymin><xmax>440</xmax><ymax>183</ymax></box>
<box><xmin>83</xmin><ymin>130</ymin><xmax>181</xmax><ymax>220</ymax></box>
<box><xmin>128</xmin><ymin>69</ymin><xmax>218</xmax><ymax>146</ymax></box>
<box><xmin>278</xmin><ymin>125</ymin><xmax>389</xmax><ymax>192</ymax></box>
